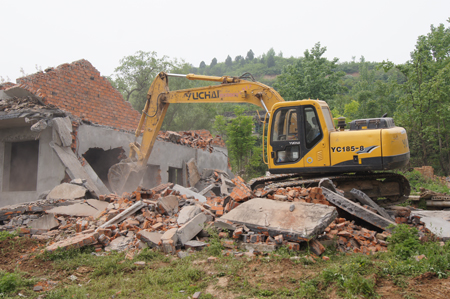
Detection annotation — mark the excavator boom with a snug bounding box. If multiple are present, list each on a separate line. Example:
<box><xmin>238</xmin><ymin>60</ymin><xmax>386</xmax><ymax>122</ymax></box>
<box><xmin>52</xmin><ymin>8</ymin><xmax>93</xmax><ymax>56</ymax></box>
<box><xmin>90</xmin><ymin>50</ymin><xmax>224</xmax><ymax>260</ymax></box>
<box><xmin>108</xmin><ymin>72</ymin><xmax>283</xmax><ymax>194</ymax></box>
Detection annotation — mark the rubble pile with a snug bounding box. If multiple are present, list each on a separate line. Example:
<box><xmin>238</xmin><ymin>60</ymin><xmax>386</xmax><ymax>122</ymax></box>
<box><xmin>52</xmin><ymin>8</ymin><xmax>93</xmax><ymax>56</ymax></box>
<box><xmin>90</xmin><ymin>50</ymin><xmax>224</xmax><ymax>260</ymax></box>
<box><xmin>0</xmin><ymin>169</ymin><xmax>441</xmax><ymax>259</ymax></box>
<box><xmin>0</xmin><ymin>96</ymin><xmax>57</xmax><ymax>112</ymax></box>
<box><xmin>320</xmin><ymin>218</ymin><xmax>390</xmax><ymax>254</ymax></box>
<box><xmin>158</xmin><ymin>131</ymin><xmax>215</xmax><ymax>152</ymax></box>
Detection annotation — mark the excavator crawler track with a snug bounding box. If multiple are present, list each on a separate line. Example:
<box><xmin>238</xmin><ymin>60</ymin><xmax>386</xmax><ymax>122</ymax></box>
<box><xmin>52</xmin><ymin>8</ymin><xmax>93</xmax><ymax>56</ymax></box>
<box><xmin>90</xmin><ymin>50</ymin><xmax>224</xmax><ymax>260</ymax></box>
<box><xmin>249</xmin><ymin>172</ymin><xmax>410</xmax><ymax>207</ymax></box>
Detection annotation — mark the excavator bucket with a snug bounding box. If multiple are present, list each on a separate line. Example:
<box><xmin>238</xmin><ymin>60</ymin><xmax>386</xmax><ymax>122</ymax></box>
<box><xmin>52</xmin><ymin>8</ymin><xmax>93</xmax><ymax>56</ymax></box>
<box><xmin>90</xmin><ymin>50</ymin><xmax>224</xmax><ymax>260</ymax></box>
<box><xmin>107</xmin><ymin>159</ymin><xmax>147</xmax><ymax>195</ymax></box>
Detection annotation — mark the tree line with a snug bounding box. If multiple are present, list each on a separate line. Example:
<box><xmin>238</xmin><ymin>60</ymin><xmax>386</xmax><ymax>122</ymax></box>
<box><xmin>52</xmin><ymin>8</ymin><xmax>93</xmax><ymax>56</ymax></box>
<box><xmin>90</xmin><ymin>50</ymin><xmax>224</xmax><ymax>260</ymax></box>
<box><xmin>108</xmin><ymin>18</ymin><xmax>450</xmax><ymax>178</ymax></box>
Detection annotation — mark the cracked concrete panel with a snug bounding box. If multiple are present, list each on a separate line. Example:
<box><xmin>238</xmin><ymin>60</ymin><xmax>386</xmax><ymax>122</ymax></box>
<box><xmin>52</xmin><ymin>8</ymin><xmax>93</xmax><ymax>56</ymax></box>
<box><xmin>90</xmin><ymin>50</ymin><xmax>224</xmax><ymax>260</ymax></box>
<box><xmin>45</xmin><ymin>203</ymin><xmax>98</xmax><ymax>217</ymax></box>
<box><xmin>219</xmin><ymin>198</ymin><xmax>338</xmax><ymax>242</ymax></box>
<box><xmin>86</xmin><ymin>199</ymin><xmax>109</xmax><ymax>212</ymax></box>
<box><xmin>46</xmin><ymin>183</ymin><xmax>87</xmax><ymax>200</ymax></box>
<box><xmin>28</xmin><ymin>213</ymin><xmax>59</xmax><ymax>230</ymax></box>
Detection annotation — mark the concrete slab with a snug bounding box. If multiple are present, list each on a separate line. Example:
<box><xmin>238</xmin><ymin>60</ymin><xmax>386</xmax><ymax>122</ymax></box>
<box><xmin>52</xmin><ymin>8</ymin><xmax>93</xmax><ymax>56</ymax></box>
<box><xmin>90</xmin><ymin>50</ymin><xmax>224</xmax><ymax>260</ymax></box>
<box><xmin>47</xmin><ymin>183</ymin><xmax>87</xmax><ymax>200</ymax></box>
<box><xmin>137</xmin><ymin>230</ymin><xmax>162</xmax><ymax>248</ymax></box>
<box><xmin>419</xmin><ymin>217</ymin><xmax>450</xmax><ymax>240</ymax></box>
<box><xmin>104</xmin><ymin>236</ymin><xmax>134</xmax><ymax>252</ymax></box>
<box><xmin>322</xmin><ymin>188</ymin><xmax>396</xmax><ymax>230</ymax></box>
<box><xmin>28</xmin><ymin>214</ymin><xmax>59</xmax><ymax>230</ymax></box>
<box><xmin>177</xmin><ymin>213</ymin><xmax>207</xmax><ymax>245</ymax></box>
<box><xmin>86</xmin><ymin>199</ymin><xmax>109</xmax><ymax>212</ymax></box>
<box><xmin>45</xmin><ymin>203</ymin><xmax>98</xmax><ymax>217</ymax></box>
<box><xmin>411</xmin><ymin>210</ymin><xmax>450</xmax><ymax>222</ymax></box>
<box><xmin>219</xmin><ymin>198</ymin><xmax>338</xmax><ymax>242</ymax></box>
<box><xmin>177</xmin><ymin>205</ymin><xmax>201</xmax><ymax>225</ymax></box>
<box><xmin>157</xmin><ymin>195</ymin><xmax>179</xmax><ymax>216</ymax></box>
<box><xmin>173</xmin><ymin>184</ymin><xmax>206</xmax><ymax>203</ymax></box>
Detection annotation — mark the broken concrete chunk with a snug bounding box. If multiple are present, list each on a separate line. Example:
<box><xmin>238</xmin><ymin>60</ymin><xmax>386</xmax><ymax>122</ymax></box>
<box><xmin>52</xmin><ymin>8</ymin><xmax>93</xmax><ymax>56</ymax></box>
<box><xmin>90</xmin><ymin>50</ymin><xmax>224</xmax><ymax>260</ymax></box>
<box><xmin>187</xmin><ymin>158</ymin><xmax>201</xmax><ymax>187</ymax></box>
<box><xmin>219</xmin><ymin>198</ymin><xmax>337</xmax><ymax>242</ymax></box>
<box><xmin>46</xmin><ymin>232</ymin><xmax>99</xmax><ymax>252</ymax></box>
<box><xmin>214</xmin><ymin>218</ymin><xmax>238</xmax><ymax>231</ymax></box>
<box><xmin>86</xmin><ymin>199</ymin><xmax>109</xmax><ymax>212</ymax></box>
<box><xmin>172</xmin><ymin>184</ymin><xmax>206</xmax><ymax>203</ymax></box>
<box><xmin>322</xmin><ymin>188</ymin><xmax>396</xmax><ymax>230</ymax></box>
<box><xmin>177</xmin><ymin>205</ymin><xmax>201</xmax><ymax>225</ymax></box>
<box><xmin>184</xmin><ymin>240</ymin><xmax>208</xmax><ymax>249</ymax></box>
<box><xmin>46</xmin><ymin>203</ymin><xmax>98</xmax><ymax>217</ymax></box>
<box><xmin>104</xmin><ymin>236</ymin><xmax>134</xmax><ymax>252</ymax></box>
<box><xmin>241</xmin><ymin>243</ymin><xmax>277</xmax><ymax>252</ymax></box>
<box><xmin>137</xmin><ymin>230</ymin><xmax>162</xmax><ymax>248</ymax></box>
<box><xmin>46</xmin><ymin>183</ymin><xmax>87</xmax><ymax>200</ymax></box>
<box><xmin>161</xmin><ymin>228</ymin><xmax>179</xmax><ymax>245</ymax></box>
<box><xmin>350</xmin><ymin>188</ymin><xmax>393</xmax><ymax>220</ymax></box>
<box><xmin>416</xmin><ymin>216</ymin><xmax>450</xmax><ymax>240</ymax></box>
<box><xmin>157</xmin><ymin>195</ymin><xmax>179</xmax><ymax>216</ymax></box>
<box><xmin>177</xmin><ymin>213</ymin><xmax>207</xmax><ymax>245</ymax></box>
<box><xmin>28</xmin><ymin>214</ymin><xmax>59</xmax><ymax>231</ymax></box>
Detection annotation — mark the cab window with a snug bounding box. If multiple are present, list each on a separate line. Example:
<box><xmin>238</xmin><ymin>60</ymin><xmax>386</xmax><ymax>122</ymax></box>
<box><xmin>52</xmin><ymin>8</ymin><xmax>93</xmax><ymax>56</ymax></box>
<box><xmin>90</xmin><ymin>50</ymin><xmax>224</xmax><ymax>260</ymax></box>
<box><xmin>304</xmin><ymin>106</ymin><xmax>322</xmax><ymax>148</ymax></box>
<box><xmin>272</xmin><ymin>108</ymin><xmax>298</xmax><ymax>141</ymax></box>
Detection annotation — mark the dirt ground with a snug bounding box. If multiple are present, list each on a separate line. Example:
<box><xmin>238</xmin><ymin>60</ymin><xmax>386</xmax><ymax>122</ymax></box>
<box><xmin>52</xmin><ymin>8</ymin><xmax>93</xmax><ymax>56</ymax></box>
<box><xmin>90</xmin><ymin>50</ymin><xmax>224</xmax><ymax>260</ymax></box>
<box><xmin>2</xmin><ymin>237</ymin><xmax>450</xmax><ymax>298</ymax></box>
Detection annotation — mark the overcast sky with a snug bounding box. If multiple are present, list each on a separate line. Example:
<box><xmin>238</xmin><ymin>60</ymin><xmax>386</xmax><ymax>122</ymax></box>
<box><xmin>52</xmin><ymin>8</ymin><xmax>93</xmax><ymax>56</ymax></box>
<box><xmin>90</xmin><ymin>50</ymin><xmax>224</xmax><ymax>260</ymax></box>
<box><xmin>1</xmin><ymin>0</ymin><xmax>449</xmax><ymax>81</ymax></box>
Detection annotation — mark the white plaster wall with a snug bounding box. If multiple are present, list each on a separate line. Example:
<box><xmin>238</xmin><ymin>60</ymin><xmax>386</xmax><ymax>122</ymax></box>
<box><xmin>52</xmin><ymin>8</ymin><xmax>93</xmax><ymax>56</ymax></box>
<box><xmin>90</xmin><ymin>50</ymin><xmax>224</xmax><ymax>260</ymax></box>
<box><xmin>0</xmin><ymin>126</ymin><xmax>65</xmax><ymax>207</ymax></box>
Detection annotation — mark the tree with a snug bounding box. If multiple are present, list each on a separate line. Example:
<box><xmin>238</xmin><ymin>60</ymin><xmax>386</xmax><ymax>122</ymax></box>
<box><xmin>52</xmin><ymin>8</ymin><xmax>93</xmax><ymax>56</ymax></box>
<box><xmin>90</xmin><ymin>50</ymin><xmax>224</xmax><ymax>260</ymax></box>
<box><xmin>199</xmin><ymin>61</ymin><xmax>206</xmax><ymax>68</ymax></box>
<box><xmin>266</xmin><ymin>48</ymin><xmax>276</xmax><ymax>68</ymax></box>
<box><xmin>109</xmin><ymin>51</ymin><xmax>174</xmax><ymax>111</ymax></box>
<box><xmin>235</xmin><ymin>55</ymin><xmax>243</xmax><ymax>63</ymax></box>
<box><xmin>225</xmin><ymin>55</ymin><xmax>232</xmax><ymax>67</ymax></box>
<box><xmin>274</xmin><ymin>42</ymin><xmax>346</xmax><ymax>101</ymax></box>
<box><xmin>226</xmin><ymin>107</ymin><xmax>256</xmax><ymax>175</ymax></box>
<box><xmin>384</xmin><ymin>19</ymin><xmax>450</xmax><ymax>174</ymax></box>
<box><xmin>246</xmin><ymin>49</ymin><xmax>254</xmax><ymax>61</ymax></box>
<box><xmin>213</xmin><ymin>115</ymin><xmax>227</xmax><ymax>139</ymax></box>
<box><xmin>210</xmin><ymin>57</ymin><xmax>218</xmax><ymax>68</ymax></box>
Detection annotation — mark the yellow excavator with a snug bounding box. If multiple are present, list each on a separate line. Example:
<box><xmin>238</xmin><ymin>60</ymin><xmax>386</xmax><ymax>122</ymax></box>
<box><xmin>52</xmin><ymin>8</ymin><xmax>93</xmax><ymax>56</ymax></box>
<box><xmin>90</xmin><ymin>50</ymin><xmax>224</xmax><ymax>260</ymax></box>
<box><xmin>108</xmin><ymin>72</ymin><xmax>410</xmax><ymax>205</ymax></box>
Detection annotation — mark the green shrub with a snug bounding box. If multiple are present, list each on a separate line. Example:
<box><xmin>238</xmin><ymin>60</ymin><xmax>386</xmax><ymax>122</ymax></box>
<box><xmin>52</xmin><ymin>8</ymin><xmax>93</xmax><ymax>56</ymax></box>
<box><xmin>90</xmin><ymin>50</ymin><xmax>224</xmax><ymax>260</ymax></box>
<box><xmin>0</xmin><ymin>231</ymin><xmax>17</xmax><ymax>242</ymax></box>
<box><xmin>388</xmin><ymin>224</ymin><xmax>421</xmax><ymax>260</ymax></box>
<box><xmin>0</xmin><ymin>272</ymin><xmax>19</xmax><ymax>294</ymax></box>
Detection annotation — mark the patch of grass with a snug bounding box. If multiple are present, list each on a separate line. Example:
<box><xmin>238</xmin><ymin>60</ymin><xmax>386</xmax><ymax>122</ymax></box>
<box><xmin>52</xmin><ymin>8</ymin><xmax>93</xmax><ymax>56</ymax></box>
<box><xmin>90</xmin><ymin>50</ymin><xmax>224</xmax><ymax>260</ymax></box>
<box><xmin>204</xmin><ymin>228</ymin><xmax>225</xmax><ymax>256</ymax></box>
<box><xmin>0</xmin><ymin>270</ymin><xmax>35</xmax><ymax>296</ymax></box>
<box><xmin>401</xmin><ymin>169</ymin><xmax>450</xmax><ymax>194</ymax></box>
<box><xmin>0</xmin><ymin>231</ymin><xmax>17</xmax><ymax>241</ymax></box>
<box><xmin>38</xmin><ymin>245</ymin><xmax>95</xmax><ymax>261</ymax></box>
<box><xmin>321</xmin><ymin>254</ymin><xmax>378</xmax><ymax>298</ymax></box>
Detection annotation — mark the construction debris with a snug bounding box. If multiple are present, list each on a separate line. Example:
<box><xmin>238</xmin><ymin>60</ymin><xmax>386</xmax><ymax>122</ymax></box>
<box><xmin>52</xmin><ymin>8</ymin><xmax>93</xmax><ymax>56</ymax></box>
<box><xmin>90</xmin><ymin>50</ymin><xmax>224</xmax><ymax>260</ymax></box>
<box><xmin>0</xmin><ymin>166</ymin><xmax>444</xmax><ymax>259</ymax></box>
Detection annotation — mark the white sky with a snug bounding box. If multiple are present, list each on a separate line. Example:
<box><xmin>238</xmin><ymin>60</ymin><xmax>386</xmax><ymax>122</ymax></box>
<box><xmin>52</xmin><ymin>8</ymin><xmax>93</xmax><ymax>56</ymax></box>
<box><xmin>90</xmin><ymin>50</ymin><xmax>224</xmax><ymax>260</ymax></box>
<box><xmin>1</xmin><ymin>0</ymin><xmax>449</xmax><ymax>81</ymax></box>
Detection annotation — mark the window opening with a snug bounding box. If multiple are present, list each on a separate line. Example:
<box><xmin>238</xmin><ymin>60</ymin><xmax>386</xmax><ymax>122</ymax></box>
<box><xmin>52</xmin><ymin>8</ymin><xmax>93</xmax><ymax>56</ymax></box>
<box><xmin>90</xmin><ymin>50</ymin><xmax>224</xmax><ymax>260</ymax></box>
<box><xmin>83</xmin><ymin>147</ymin><xmax>124</xmax><ymax>190</ymax></box>
<box><xmin>7</xmin><ymin>140</ymin><xmax>39</xmax><ymax>191</ymax></box>
<box><xmin>168</xmin><ymin>167</ymin><xmax>183</xmax><ymax>185</ymax></box>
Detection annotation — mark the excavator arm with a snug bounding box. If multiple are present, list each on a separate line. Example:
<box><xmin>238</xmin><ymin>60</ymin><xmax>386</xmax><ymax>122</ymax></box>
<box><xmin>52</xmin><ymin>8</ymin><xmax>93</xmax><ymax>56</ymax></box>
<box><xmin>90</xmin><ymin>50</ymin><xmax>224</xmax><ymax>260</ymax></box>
<box><xmin>108</xmin><ymin>72</ymin><xmax>284</xmax><ymax>194</ymax></box>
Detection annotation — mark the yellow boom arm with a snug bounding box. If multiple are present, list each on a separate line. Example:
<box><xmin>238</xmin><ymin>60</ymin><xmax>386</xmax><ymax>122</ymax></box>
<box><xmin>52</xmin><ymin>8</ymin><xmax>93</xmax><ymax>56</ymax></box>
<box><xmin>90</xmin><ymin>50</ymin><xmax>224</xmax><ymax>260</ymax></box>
<box><xmin>108</xmin><ymin>72</ymin><xmax>283</xmax><ymax>194</ymax></box>
<box><xmin>131</xmin><ymin>72</ymin><xmax>283</xmax><ymax>167</ymax></box>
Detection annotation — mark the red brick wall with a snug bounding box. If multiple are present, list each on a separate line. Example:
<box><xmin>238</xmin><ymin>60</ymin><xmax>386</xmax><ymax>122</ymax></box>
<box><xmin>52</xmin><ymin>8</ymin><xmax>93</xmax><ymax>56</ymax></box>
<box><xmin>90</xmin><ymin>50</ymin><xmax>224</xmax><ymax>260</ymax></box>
<box><xmin>14</xmin><ymin>59</ymin><xmax>140</xmax><ymax>131</ymax></box>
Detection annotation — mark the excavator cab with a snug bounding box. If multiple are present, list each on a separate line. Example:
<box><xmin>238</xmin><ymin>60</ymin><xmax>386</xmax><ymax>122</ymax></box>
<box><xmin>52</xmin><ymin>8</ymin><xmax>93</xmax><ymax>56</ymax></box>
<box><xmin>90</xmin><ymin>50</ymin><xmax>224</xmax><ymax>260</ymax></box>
<box><xmin>268</xmin><ymin>100</ymin><xmax>333</xmax><ymax>173</ymax></box>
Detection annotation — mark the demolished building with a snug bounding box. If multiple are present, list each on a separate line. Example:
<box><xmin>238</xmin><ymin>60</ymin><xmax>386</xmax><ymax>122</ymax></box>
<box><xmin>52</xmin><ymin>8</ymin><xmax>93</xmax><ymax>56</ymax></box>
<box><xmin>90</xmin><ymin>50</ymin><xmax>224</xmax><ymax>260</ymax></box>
<box><xmin>0</xmin><ymin>60</ymin><xmax>228</xmax><ymax>207</ymax></box>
